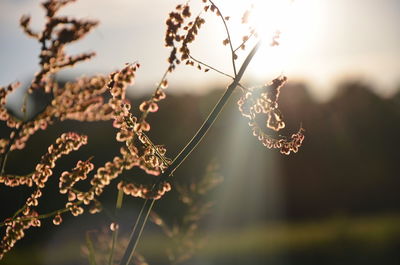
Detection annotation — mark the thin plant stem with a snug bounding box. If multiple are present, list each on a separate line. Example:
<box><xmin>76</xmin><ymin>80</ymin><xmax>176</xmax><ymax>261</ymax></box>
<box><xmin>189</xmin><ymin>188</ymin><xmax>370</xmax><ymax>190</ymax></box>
<box><xmin>189</xmin><ymin>54</ymin><xmax>234</xmax><ymax>79</ymax></box>
<box><xmin>0</xmin><ymin>201</ymin><xmax>84</xmax><ymax>227</ymax></box>
<box><xmin>116</xmin><ymin>188</ymin><xmax>124</xmax><ymax>210</ymax></box>
<box><xmin>209</xmin><ymin>0</ymin><xmax>237</xmax><ymax>76</ymax></box>
<box><xmin>2</xmin><ymin>173</ymin><xmax>33</xmax><ymax>179</ymax></box>
<box><xmin>108</xmin><ymin>229</ymin><xmax>119</xmax><ymax>265</ymax></box>
<box><xmin>233</xmin><ymin>32</ymin><xmax>255</xmax><ymax>53</ymax></box>
<box><xmin>119</xmin><ymin>198</ymin><xmax>155</xmax><ymax>265</ymax></box>
<box><xmin>0</xmin><ymin>153</ymin><xmax>9</xmax><ymax>176</ymax></box>
<box><xmin>188</xmin><ymin>54</ymin><xmax>249</xmax><ymax>92</ymax></box>
<box><xmin>108</xmin><ymin>189</ymin><xmax>124</xmax><ymax>265</ymax></box>
<box><xmin>119</xmin><ymin>40</ymin><xmax>261</xmax><ymax>265</ymax></box>
<box><xmin>22</xmin><ymin>92</ymin><xmax>29</xmax><ymax>121</ymax></box>
<box><xmin>86</xmin><ymin>231</ymin><xmax>98</xmax><ymax>265</ymax></box>
<box><xmin>11</xmin><ymin>205</ymin><xmax>28</xmax><ymax>220</ymax></box>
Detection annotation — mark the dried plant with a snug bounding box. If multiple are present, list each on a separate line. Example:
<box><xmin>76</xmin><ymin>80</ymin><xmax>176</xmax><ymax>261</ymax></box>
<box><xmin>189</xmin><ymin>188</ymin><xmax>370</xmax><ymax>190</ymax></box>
<box><xmin>238</xmin><ymin>76</ymin><xmax>305</xmax><ymax>154</ymax></box>
<box><xmin>0</xmin><ymin>0</ymin><xmax>304</xmax><ymax>263</ymax></box>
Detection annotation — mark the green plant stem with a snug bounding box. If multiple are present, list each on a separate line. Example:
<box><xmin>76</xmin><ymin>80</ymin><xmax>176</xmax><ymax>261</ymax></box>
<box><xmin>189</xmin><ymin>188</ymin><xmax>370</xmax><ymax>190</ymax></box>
<box><xmin>11</xmin><ymin>205</ymin><xmax>28</xmax><ymax>220</ymax></box>
<box><xmin>0</xmin><ymin>153</ymin><xmax>9</xmax><ymax>176</ymax></box>
<box><xmin>86</xmin><ymin>231</ymin><xmax>98</xmax><ymax>265</ymax></box>
<box><xmin>120</xmin><ymin>198</ymin><xmax>155</xmax><ymax>265</ymax></box>
<box><xmin>109</xmin><ymin>229</ymin><xmax>119</xmax><ymax>265</ymax></box>
<box><xmin>108</xmin><ymin>189</ymin><xmax>124</xmax><ymax>265</ymax></box>
<box><xmin>116</xmin><ymin>188</ymin><xmax>124</xmax><ymax>209</ymax></box>
<box><xmin>119</xmin><ymin>40</ymin><xmax>261</xmax><ymax>265</ymax></box>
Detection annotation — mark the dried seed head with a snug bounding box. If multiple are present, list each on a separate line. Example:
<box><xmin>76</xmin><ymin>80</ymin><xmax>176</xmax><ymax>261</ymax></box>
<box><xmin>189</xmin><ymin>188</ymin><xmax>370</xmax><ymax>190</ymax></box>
<box><xmin>160</xmin><ymin>79</ymin><xmax>168</xmax><ymax>89</ymax></box>
<box><xmin>110</xmin><ymin>222</ymin><xmax>119</xmax><ymax>231</ymax></box>
<box><xmin>52</xmin><ymin>214</ymin><xmax>62</xmax><ymax>225</ymax></box>
<box><xmin>238</xmin><ymin>76</ymin><xmax>305</xmax><ymax>154</ymax></box>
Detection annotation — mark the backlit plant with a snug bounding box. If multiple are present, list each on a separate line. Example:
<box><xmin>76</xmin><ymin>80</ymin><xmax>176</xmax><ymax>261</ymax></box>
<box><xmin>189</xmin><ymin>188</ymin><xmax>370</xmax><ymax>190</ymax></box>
<box><xmin>0</xmin><ymin>0</ymin><xmax>304</xmax><ymax>263</ymax></box>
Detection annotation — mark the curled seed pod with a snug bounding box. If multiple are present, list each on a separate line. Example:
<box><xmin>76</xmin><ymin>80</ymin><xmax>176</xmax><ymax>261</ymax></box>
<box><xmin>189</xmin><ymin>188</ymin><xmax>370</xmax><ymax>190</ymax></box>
<box><xmin>154</xmin><ymin>90</ymin><xmax>166</xmax><ymax>101</ymax></box>
<box><xmin>70</xmin><ymin>205</ymin><xmax>84</xmax><ymax>216</ymax></box>
<box><xmin>148</xmin><ymin>102</ymin><xmax>159</xmax><ymax>112</ymax></box>
<box><xmin>52</xmin><ymin>214</ymin><xmax>62</xmax><ymax>225</ymax></box>
<box><xmin>22</xmin><ymin>207</ymin><xmax>31</xmax><ymax>216</ymax></box>
<box><xmin>139</xmin><ymin>101</ymin><xmax>150</xmax><ymax>112</ymax></box>
<box><xmin>68</xmin><ymin>191</ymin><xmax>76</xmax><ymax>201</ymax></box>
<box><xmin>110</xmin><ymin>222</ymin><xmax>119</xmax><ymax>231</ymax></box>
<box><xmin>31</xmin><ymin>219</ymin><xmax>41</xmax><ymax>227</ymax></box>
<box><xmin>160</xmin><ymin>79</ymin><xmax>168</xmax><ymax>89</ymax></box>
<box><xmin>136</xmin><ymin>121</ymin><xmax>150</xmax><ymax>132</ymax></box>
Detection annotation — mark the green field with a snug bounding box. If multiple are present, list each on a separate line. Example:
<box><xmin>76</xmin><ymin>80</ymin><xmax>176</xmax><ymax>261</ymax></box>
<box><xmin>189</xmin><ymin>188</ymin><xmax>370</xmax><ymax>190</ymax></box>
<box><xmin>4</xmin><ymin>214</ymin><xmax>400</xmax><ymax>265</ymax></box>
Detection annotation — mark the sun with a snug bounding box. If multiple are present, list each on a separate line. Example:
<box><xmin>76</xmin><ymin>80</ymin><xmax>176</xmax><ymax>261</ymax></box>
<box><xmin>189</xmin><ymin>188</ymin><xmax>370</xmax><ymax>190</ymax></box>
<box><xmin>216</xmin><ymin>0</ymin><xmax>323</xmax><ymax>80</ymax></box>
<box><xmin>248</xmin><ymin>0</ymin><xmax>293</xmax><ymax>41</ymax></box>
<box><xmin>249</xmin><ymin>0</ymin><xmax>323</xmax><ymax>78</ymax></box>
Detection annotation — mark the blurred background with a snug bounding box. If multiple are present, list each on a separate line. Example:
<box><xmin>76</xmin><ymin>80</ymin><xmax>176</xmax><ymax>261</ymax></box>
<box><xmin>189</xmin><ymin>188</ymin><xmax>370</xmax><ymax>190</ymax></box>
<box><xmin>1</xmin><ymin>0</ymin><xmax>400</xmax><ymax>265</ymax></box>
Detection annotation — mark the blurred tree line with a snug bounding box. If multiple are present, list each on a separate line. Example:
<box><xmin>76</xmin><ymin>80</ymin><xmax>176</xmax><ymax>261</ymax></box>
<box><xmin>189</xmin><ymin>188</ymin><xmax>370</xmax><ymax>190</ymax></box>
<box><xmin>1</xmin><ymin>80</ymin><xmax>400</xmax><ymax>264</ymax></box>
<box><xmin>1</xmin><ymin>80</ymin><xmax>400</xmax><ymax>222</ymax></box>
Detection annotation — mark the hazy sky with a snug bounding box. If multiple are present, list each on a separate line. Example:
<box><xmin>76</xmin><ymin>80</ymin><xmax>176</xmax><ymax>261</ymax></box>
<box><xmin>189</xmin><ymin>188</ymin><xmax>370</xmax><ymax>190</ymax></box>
<box><xmin>0</xmin><ymin>0</ymin><xmax>399</xmax><ymax>101</ymax></box>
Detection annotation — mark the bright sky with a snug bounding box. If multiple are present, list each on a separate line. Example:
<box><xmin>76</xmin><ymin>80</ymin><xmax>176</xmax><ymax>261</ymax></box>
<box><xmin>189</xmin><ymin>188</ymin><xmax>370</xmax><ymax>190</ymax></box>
<box><xmin>0</xmin><ymin>0</ymin><xmax>399</xmax><ymax>101</ymax></box>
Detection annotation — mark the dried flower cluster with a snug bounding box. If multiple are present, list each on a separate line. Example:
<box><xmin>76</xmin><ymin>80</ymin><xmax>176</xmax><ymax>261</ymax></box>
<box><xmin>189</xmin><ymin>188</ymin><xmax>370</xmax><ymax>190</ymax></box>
<box><xmin>21</xmin><ymin>0</ymin><xmax>97</xmax><ymax>93</ymax></box>
<box><xmin>51</xmin><ymin>75</ymin><xmax>112</xmax><ymax>121</ymax></box>
<box><xmin>1</xmin><ymin>30</ymin><xmax>173</xmax><ymax>260</ymax></box>
<box><xmin>0</xmin><ymin>132</ymin><xmax>87</xmax><ymax>258</ymax></box>
<box><xmin>107</xmin><ymin>64</ymin><xmax>173</xmax><ymax>200</ymax></box>
<box><xmin>165</xmin><ymin>4</ymin><xmax>205</xmax><ymax>72</ymax></box>
<box><xmin>165</xmin><ymin>0</ymin><xmax>248</xmax><ymax>74</ymax></box>
<box><xmin>0</xmin><ymin>0</ymin><xmax>106</xmax><ymax>156</ymax></box>
<box><xmin>0</xmin><ymin>132</ymin><xmax>87</xmax><ymax>189</ymax></box>
<box><xmin>59</xmin><ymin>159</ymin><xmax>93</xmax><ymax>194</ymax></box>
<box><xmin>0</xmin><ymin>75</ymin><xmax>112</xmax><ymax>171</ymax></box>
<box><xmin>35</xmin><ymin>132</ymin><xmax>88</xmax><ymax>188</ymax></box>
<box><xmin>117</xmin><ymin>180</ymin><xmax>172</xmax><ymax>201</ymax></box>
<box><xmin>1</xmin><ymin>0</ymin><xmax>129</xmax><ymax>259</ymax></box>
<box><xmin>0</xmin><ymin>83</ymin><xmax>21</xmax><ymax>129</ymax></box>
<box><xmin>0</xmin><ymin>173</ymin><xmax>33</xmax><ymax>188</ymax></box>
<box><xmin>0</xmin><ymin>216</ymin><xmax>36</xmax><ymax>260</ymax></box>
<box><xmin>238</xmin><ymin>76</ymin><xmax>305</xmax><ymax>155</ymax></box>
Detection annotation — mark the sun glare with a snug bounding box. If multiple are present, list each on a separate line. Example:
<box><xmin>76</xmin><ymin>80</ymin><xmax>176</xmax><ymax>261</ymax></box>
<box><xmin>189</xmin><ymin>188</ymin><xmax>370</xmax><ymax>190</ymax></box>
<box><xmin>250</xmin><ymin>0</ymin><xmax>322</xmax><ymax>79</ymax></box>
<box><xmin>250</xmin><ymin>0</ymin><xmax>293</xmax><ymax>40</ymax></box>
<box><xmin>217</xmin><ymin>0</ymin><xmax>323</xmax><ymax>80</ymax></box>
